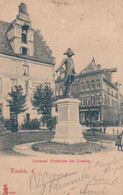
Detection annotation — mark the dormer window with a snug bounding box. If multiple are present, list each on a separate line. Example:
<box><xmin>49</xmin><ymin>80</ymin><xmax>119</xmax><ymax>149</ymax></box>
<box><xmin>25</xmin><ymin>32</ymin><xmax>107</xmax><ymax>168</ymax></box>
<box><xmin>22</xmin><ymin>47</ymin><xmax>27</xmax><ymax>55</ymax></box>
<box><xmin>22</xmin><ymin>30</ymin><xmax>27</xmax><ymax>43</ymax></box>
<box><xmin>22</xmin><ymin>25</ymin><xmax>28</xmax><ymax>43</ymax></box>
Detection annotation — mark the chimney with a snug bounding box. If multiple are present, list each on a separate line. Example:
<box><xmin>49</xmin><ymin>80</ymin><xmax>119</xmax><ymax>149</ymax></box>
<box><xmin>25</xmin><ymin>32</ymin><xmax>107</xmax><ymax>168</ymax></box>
<box><xmin>114</xmin><ymin>82</ymin><xmax>118</xmax><ymax>87</ymax></box>
<box><xmin>19</xmin><ymin>3</ymin><xmax>27</xmax><ymax>14</ymax></box>
<box><xmin>17</xmin><ymin>3</ymin><xmax>31</xmax><ymax>24</ymax></box>
<box><xmin>97</xmin><ymin>64</ymin><xmax>101</xmax><ymax>70</ymax></box>
<box><xmin>92</xmin><ymin>57</ymin><xmax>95</xmax><ymax>63</ymax></box>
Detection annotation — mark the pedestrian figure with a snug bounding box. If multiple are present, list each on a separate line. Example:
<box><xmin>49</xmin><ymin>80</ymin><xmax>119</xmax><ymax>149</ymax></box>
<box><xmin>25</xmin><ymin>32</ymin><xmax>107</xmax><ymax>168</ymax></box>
<box><xmin>103</xmin><ymin>124</ymin><xmax>106</xmax><ymax>134</ymax></box>
<box><xmin>120</xmin><ymin>131</ymin><xmax>123</xmax><ymax>151</ymax></box>
<box><xmin>115</xmin><ymin>132</ymin><xmax>123</xmax><ymax>151</ymax></box>
<box><xmin>113</xmin><ymin>128</ymin><xmax>114</xmax><ymax>135</ymax></box>
<box><xmin>117</xmin><ymin>129</ymin><xmax>119</xmax><ymax>135</ymax></box>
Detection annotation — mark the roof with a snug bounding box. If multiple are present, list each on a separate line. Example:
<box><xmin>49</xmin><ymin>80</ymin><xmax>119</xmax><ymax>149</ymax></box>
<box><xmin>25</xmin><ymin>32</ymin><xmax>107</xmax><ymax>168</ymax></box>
<box><xmin>79</xmin><ymin>58</ymin><xmax>100</xmax><ymax>75</ymax></box>
<box><xmin>103</xmin><ymin>77</ymin><xmax>118</xmax><ymax>90</ymax></box>
<box><xmin>78</xmin><ymin>58</ymin><xmax>117</xmax><ymax>79</ymax></box>
<box><xmin>0</xmin><ymin>20</ymin><xmax>55</xmax><ymax>65</ymax></box>
<box><xmin>0</xmin><ymin>20</ymin><xmax>14</xmax><ymax>53</ymax></box>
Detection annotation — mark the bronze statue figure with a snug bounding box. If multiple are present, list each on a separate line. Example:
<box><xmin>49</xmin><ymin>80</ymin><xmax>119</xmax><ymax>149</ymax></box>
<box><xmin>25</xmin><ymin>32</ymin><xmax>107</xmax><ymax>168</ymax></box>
<box><xmin>56</xmin><ymin>48</ymin><xmax>76</xmax><ymax>98</ymax></box>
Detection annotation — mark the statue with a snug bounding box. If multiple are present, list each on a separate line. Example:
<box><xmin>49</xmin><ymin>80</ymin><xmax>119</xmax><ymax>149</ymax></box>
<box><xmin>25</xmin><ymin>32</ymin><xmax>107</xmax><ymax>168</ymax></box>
<box><xmin>56</xmin><ymin>48</ymin><xmax>76</xmax><ymax>98</ymax></box>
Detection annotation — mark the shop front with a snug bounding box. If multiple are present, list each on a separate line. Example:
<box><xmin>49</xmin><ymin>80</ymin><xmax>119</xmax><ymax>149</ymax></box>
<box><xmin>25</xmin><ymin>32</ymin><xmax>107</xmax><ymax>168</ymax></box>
<box><xmin>80</xmin><ymin>108</ymin><xmax>100</xmax><ymax>126</ymax></box>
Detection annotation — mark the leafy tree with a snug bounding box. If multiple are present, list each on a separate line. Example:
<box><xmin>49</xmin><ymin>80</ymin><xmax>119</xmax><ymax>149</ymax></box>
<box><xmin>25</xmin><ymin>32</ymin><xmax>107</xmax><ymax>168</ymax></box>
<box><xmin>7</xmin><ymin>85</ymin><xmax>27</xmax><ymax>132</ymax></box>
<box><xmin>31</xmin><ymin>84</ymin><xmax>54</xmax><ymax>129</ymax></box>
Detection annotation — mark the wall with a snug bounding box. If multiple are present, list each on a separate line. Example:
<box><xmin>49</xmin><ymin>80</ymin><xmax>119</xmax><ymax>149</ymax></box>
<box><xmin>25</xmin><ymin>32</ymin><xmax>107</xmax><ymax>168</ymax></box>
<box><xmin>0</xmin><ymin>53</ymin><xmax>55</xmax><ymax>122</ymax></box>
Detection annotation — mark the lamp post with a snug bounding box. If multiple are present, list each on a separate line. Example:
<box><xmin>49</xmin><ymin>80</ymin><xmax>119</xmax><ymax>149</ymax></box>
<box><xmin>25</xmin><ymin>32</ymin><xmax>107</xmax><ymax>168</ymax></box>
<box><xmin>99</xmin><ymin>95</ymin><xmax>103</xmax><ymax>133</ymax></box>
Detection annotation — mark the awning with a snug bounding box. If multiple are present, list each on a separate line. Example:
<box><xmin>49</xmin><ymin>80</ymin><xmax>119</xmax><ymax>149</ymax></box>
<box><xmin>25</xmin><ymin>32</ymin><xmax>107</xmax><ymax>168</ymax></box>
<box><xmin>80</xmin><ymin>108</ymin><xmax>99</xmax><ymax>112</ymax></box>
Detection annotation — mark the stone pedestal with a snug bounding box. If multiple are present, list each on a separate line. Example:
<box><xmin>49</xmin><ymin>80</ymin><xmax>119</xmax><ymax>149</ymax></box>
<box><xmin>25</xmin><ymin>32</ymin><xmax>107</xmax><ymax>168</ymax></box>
<box><xmin>52</xmin><ymin>98</ymin><xmax>86</xmax><ymax>144</ymax></box>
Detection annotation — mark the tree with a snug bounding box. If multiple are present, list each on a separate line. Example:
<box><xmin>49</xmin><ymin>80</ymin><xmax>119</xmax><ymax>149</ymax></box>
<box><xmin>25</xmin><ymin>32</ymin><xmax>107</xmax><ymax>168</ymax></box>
<box><xmin>31</xmin><ymin>84</ymin><xmax>54</xmax><ymax>129</ymax></box>
<box><xmin>7</xmin><ymin>85</ymin><xmax>27</xmax><ymax>132</ymax></box>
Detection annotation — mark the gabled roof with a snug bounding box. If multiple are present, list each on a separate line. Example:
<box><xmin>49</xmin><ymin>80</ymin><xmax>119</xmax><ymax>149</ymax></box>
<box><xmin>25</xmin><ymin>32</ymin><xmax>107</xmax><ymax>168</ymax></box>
<box><xmin>33</xmin><ymin>30</ymin><xmax>53</xmax><ymax>62</ymax></box>
<box><xmin>0</xmin><ymin>20</ymin><xmax>14</xmax><ymax>53</ymax></box>
<box><xmin>0</xmin><ymin>20</ymin><xmax>55</xmax><ymax>65</ymax></box>
<box><xmin>79</xmin><ymin>58</ymin><xmax>100</xmax><ymax>74</ymax></box>
<box><xmin>79</xmin><ymin>58</ymin><xmax>117</xmax><ymax>77</ymax></box>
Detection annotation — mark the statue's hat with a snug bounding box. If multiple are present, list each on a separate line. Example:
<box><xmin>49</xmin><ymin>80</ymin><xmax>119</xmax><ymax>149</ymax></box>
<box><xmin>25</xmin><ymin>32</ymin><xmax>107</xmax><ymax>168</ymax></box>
<box><xmin>64</xmin><ymin>48</ymin><xmax>75</xmax><ymax>55</ymax></box>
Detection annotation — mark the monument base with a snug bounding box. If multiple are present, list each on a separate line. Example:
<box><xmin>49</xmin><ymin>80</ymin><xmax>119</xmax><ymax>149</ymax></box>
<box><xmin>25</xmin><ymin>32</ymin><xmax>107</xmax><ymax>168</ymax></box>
<box><xmin>52</xmin><ymin>98</ymin><xmax>86</xmax><ymax>144</ymax></box>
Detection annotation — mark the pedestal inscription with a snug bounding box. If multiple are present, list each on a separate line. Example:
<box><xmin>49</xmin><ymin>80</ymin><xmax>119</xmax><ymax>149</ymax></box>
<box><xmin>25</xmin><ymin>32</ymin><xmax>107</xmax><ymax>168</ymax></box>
<box><xmin>52</xmin><ymin>98</ymin><xmax>86</xmax><ymax>144</ymax></box>
<box><xmin>59</xmin><ymin>107</ymin><xmax>68</xmax><ymax>121</ymax></box>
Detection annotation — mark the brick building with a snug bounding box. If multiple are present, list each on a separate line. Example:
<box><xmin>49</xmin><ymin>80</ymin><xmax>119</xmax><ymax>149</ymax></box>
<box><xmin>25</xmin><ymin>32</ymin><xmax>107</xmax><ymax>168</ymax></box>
<box><xmin>0</xmin><ymin>3</ymin><xmax>55</xmax><ymax>122</ymax></box>
<box><xmin>55</xmin><ymin>58</ymin><xmax>120</xmax><ymax>126</ymax></box>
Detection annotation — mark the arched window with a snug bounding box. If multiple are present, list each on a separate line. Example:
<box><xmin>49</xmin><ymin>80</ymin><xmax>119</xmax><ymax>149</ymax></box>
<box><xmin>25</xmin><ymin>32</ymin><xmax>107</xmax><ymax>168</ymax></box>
<box><xmin>91</xmin><ymin>80</ymin><xmax>95</xmax><ymax>88</ymax></box>
<box><xmin>91</xmin><ymin>96</ymin><xmax>95</xmax><ymax>105</ymax></box>
<box><xmin>59</xmin><ymin>88</ymin><xmax>62</xmax><ymax>96</ymax></box>
<box><xmin>86</xmin><ymin>96</ymin><xmax>90</xmax><ymax>105</ymax></box>
<box><xmin>75</xmin><ymin>83</ymin><xmax>79</xmax><ymax>93</ymax></box>
<box><xmin>97</xmin><ymin>79</ymin><xmax>100</xmax><ymax>88</ymax></box>
<box><xmin>81</xmin><ymin>97</ymin><xmax>85</xmax><ymax>105</ymax></box>
<box><xmin>108</xmin><ymin>97</ymin><xmax>110</xmax><ymax>106</ymax></box>
<box><xmin>71</xmin><ymin>83</ymin><xmax>75</xmax><ymax>93</ymax></box>
<box><xmin>86</xmin><ymin>81</ymin><xmax>90</xmax><ymax>89</ymax></box>
<box><xmin>81</xmin><ymin>82</ymin><xmax>85</xmax><ymax>90</ymax></box>
<box><xmin>55</xmin><ymin>90</ymin><xmax>58</xmax><ymax>96</ymax></box>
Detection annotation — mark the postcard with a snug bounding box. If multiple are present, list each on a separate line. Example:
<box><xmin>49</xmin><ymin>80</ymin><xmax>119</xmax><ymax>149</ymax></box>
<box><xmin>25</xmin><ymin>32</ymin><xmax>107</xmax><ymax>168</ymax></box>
<box><xmin>0</xmin><ymin>0</ymin><xmax>123</xmax><ymax>194</ymax></box>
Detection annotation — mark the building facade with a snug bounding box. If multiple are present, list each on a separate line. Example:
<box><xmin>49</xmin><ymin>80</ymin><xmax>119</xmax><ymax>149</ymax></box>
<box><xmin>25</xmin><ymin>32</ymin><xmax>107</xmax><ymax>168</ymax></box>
<box><xmin>0</xmin><ymin>3</ymin><xmax>55</xmax><ymax>122</ymax></box>
<box><xmin>119</xmin><ymin>93</ymin><xmax>123</xmax><ymax>125</ymax></box>
<box><xmin>55</xmin><ymin>58</ymin><xmax>120</xmax><ymax>126</ymax></box>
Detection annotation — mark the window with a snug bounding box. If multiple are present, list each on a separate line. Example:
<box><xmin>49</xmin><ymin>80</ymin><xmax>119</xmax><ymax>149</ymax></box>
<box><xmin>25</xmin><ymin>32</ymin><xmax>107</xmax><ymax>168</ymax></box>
<box><xmin>0</xmin><ymin>78</ymin><xmax>2</xmax><ymax>93</ymax></box>
<box><xmin>74</xmin><ymin>83</ymin><xmax>79</xmax><ymax>93</ymax></box>
<box><xmin>86</xmin><ymin>96</ymin><xmax>90</xmax><ymax>105</ymax></box>
<box><xmin>25</xmin><ymin>81</ymin><xmax>29</xmax><ymax>95</ymax></box>
<box><xmin>26</xmin><ymin>113</ymin><xmax>30</xmax><ymax>122</ymax></box>
<box><xmin>56</xmin><ymin>90</ymin><xmax>58</xmax><ymax>96</ymax></box>
<box><xmin>22</xmin><ymin>47</ymin><xmax>27</xmax><ymax>55</ymax></box>
<box><xmin>104</xmin><ymin>95</ymin><xmax>107</xmax><ymax>105</ymax></box>
<box><xmin>11</xmin><ymin>79</ymin><xmax>17</xmax><ymax>88</ymax></box>
<box><xmin>76</xmin><ymin>84</ymin><xmax>79</xmax><ymax>93</ymax></box>
<box><xmin>0</xmin><ymin>104</ymin><xmax>2</xmax><ymax>116</ymax></box>
<box><xmin>22</xmin><ymin>33</ymin><xmax>27</xmax><ymax>43</ymax></box>
<box><xmin>96</xmin><ymin>95</ymin><xmax>100</xmax><ymax>105</ymax></box>
<box><xmin>22</xmin><ymin>27</ymin><xmax>27</xmax><ymax>43</ymax></box>
<box><xmin>86</xmin><ymin>81</ymin><xmax>90</xmax><ymax>89</ymax></box>
<box><xmin>81</xmin><ymin>97</ymin><xmax>85</xmax><ymax>106</ymax></box>
<box><xmin>91</xmin><ymin>80</ymin><xmax>95</xmax><ymax>88</ymax></box>
<box><xmin>23</xmin><ymin>65</ymin><xmax>29</xmax><ymax>76</ymax></box>
<box><xmin>59</xmin><ymin>88</ymin><xmax>62</xmax><ymax>95</ymax></box>
<box><xmin>108</xmin><ymin>97</ymin><xmax>110</xmax><ymax>106</ymax></box>
<box><xmin>112</xmin><ymin>99</ymin><xmax>114</xmax><ymax>107</ymax></box>
<box><xmin>115</xmin><ymin>93</ymin><xmax>118</xmax><ymax>98</ymax></box>
<box><xmin>97</xmin><ymin>79</ymin><xmax>100</xmax><ymax>88</ymax></box>
<box><xmin>45</xmin><ymin>82</ymin><xmax>50</xmax><ymax>87</ymax></box>
<box><xmin>108</xmin><ymin>88</ymin><xmax>110</xmax><ymax>93</ymax></box>
<box><xmin>81</xmin><ymin>82</ymin><xmax>85</xmax><ymax>90</ymax></box>
<box><xmin>71</xmin><ymin>84</ymin><xmax>75</xmax><ymax>93</ymax></box>
<box><xmin>91</xmin><ymin>96</ymin><xmax>95</xmax><ymax>105</ymax></box>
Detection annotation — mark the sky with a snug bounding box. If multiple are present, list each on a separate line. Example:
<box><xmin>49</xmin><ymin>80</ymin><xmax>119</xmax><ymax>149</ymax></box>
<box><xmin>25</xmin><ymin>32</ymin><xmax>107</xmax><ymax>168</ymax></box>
<box><xmin>0</xmin><ymin>0</ymin><xmax>123</xmax><ymax>91</ymax></box>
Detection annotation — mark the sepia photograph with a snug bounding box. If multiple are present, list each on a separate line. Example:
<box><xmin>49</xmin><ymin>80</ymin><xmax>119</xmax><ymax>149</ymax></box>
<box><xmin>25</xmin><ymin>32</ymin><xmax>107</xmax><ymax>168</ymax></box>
<box><xmin>0</xmin><ymin>0</ymin><xmax>123</xmax><ymax>194</ymax></box>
